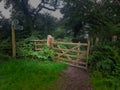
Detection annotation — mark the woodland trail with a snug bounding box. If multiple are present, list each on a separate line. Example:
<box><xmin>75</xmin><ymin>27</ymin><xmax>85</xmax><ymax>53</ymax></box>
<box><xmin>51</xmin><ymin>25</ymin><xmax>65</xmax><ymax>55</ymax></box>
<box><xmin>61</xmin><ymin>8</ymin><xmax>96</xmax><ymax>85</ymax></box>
<box><xmin>54</xmin><ymin>66</ymin><xmax>92</xmax><ymax>90</ymax></box>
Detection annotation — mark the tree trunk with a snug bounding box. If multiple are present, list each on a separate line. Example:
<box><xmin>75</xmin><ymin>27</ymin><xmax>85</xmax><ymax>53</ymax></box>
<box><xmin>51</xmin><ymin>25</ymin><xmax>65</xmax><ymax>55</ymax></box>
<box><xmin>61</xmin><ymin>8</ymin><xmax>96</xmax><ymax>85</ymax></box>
<box><xmin>26</xmin><ymin>15</ymin><xmax>33</xmax><ymax>34</ymax></box>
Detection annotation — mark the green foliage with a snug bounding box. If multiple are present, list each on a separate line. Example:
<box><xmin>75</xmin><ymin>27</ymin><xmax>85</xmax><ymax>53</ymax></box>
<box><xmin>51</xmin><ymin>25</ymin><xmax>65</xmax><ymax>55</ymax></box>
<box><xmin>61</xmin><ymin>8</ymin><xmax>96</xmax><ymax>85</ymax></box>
<box><xmin>18</xmin><ymin>45</ymin><xmax>55</xmax><ymax>61</ymax></box>
<box><xmin>53</xmin><ymin>27</ymin><xmax>66</xmax><ymax>38</ymax></box>
<box><xmin>0</xmin><ymin>53</ymin><xmax>10</xmax><ymax>59</ymax></box>
<box><xmin>35</xmin><ymin>13</ymin><xmax>57</xmax><ymax>38</ymax></box>
<box><xmin>0</xmin><ymin>38</ymin><xmax>11</xmax><ymax>58</ymax></box>
<box><xmin>89</xmin><ymin>42</ymin><xmax>120</xmax><ymax>76</ymax></box>
<box><xmin>32</xmin><ymin>46</ymin><xmax>55</xmax><ymax>61</ymax></box>
<box><xmin>89</xmin><ymin>41</ymin><xmax>120</xmax><ymax>89</ymax></box>
<box><xmin>0</xmin><ymin>19</ymin><xmax>10</xmax><ymax>39</ymax></box>
<box><xmin>90</xmin><ymin>71</ymin><xmax>120</xmax><ymax>90</ymax></box>
<box><xmin>0</xmin><ymin>59</ymin><xmax>67</xmax><ymax>90</ymax></box>
<box><xmin>61</xmin><ymin>0</ymin><xmax>120</xmax><ymax>40</ymax></box>
<box><xmin>17</xmin><ymin>36</ymin><xmax>55</xmax><ymax>61</ymax></box>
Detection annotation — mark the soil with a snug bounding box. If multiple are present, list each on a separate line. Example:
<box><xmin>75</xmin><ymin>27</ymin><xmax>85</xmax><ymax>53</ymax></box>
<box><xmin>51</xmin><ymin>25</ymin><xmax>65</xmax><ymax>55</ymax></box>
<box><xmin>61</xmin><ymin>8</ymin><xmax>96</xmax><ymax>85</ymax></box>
<box><xmin>54</xmin><ymin>66</ymin><xmax>92</xmax><ymax>90</ymax></box>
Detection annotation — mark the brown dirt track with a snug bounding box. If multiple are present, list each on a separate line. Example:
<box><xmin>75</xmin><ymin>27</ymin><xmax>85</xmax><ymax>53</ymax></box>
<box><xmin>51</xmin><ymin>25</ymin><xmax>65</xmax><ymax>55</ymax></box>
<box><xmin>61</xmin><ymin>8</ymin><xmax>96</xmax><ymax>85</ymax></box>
<box><xmin>54</xmin><ymin>66</ymin><xmax>92</xmax><ymax>90</ymax></box>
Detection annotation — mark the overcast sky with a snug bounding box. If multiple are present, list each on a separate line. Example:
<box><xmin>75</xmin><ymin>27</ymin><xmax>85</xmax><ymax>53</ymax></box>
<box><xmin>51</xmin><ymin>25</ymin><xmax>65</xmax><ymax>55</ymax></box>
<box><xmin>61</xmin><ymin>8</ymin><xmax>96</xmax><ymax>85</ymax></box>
<box><xmin>0</xmin><ymin>1</ymin><xmax>11</xmax><ymax>18</ymax></box>
<box><xmin>0</xmin><ymin>0</ymin><xmax>63</xmax><ymax>19</ymax></box>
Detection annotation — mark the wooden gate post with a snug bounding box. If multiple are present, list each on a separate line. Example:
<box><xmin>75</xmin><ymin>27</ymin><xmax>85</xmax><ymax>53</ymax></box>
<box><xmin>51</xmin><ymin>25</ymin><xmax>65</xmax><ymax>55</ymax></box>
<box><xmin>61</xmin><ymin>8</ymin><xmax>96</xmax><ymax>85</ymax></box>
<box><xmin>47</xmin><ymin>35</ymin><xmax>54</xmax><ymax>47</ymax></box>
<box><xmin>11</xmin><ymin>21</ymin><xmax>16</xmax><ymax>58</ymax></box>
<box><xmin>112</xmin><ymin>35</ymin><xmax>117</xmax><ymax>41</ymax></box>
<box><xmin>95</xmin><ymin>37</ymin><xmax>99</xmax><ymax>44</ymax></box>
<box><xmin>86</xmin><ymin>40</ymin><xmax>90</xmax><ymax>68</ymax></box>
<box><xmin>78</xmin><ymin>42</ymin><xmax>81</xmax><ymax>56</ymax></box>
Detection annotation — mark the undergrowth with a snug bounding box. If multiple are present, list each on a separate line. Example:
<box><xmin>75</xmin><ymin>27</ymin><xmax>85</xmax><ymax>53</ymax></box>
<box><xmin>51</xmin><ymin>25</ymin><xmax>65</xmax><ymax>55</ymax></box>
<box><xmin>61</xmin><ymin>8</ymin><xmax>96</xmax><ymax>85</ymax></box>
<box><xmin>89</xmin><ymin>41</ymin><xmax>120</xmax><ymax>90</ymax></box>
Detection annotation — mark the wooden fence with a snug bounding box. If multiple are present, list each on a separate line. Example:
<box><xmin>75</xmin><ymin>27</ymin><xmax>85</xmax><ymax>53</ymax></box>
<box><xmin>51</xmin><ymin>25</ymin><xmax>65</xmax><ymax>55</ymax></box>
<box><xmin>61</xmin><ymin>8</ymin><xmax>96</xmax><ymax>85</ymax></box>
<box><xmin>31</xmin><ymin>35</ymin><xmax>90</xmax><ymax>69</ymax></box>
<box><xmin>31</xmin><ymin>40</ymin><xmax>47</xmax><ymax>51</ymax></box>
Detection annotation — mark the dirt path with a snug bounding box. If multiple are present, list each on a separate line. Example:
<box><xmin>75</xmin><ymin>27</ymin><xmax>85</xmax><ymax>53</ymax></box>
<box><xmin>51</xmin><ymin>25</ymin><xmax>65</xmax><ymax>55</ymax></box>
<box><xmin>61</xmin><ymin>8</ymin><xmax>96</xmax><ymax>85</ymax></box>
<box><xmin>55</xmin><ymin>66</ymin><xmax>92</xmax><ymax>90</ymax></box>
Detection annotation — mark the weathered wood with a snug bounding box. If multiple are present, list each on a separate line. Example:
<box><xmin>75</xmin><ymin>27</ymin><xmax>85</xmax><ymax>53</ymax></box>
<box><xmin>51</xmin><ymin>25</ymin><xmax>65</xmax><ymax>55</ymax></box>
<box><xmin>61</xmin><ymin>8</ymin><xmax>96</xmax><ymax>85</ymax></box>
<box><xmin>52</xmin><ymin>42</ymin><xmax>88</xmax><ymax>46</ymax></box>
<box><xmin>78</xmin><ymin>42</ymin><xmax>80</xmax><ymax>56</ymax></box>
<box><xmin>53</xmin><ymin>48</ymin><xmax>86</xmax><ymax>54</ymax></box>
<box><xmin>11</xmin><ymin>21</ymin><xmax>16</xmax><ymax>58</ymax></box>
<box><xmin>62</xmin><ymin>59</ymin><xmax>87</xmax><ymax>65</ymax></box>
<box><xmin>86</xmin><ymin>40</ymin><xmax>90</xmax><ymax>68</ymax></box>
<box><xmin>53</xmin><ymin>48</ymin><xmax>79</xmax><ymax>53</ymax></box>
<box><xmin>112</xmin><ymin>35</ymin><xmax>117</xmax><ymax>41</ymax></box>
<box><xmin>58</xmin><ymin>61</ymin><xmax>87</xmax><ymax>69</ymax></box>
<box><xmin>60</xmin><ymin>58</ymin><xmax>87</xmax><ymax>65</ymax></box>
<box><xmin>31</xmin><ymin>40</ymin><xmax>47</xmax><ymax>42</ymax></box>
<box><xmin>58</xmin><ymin>45</ymin><xmax>80</xmax><ymax>56</ymax></box>
<box><xmin>56</xmin><ymin>53</ymin><xmax>79</xmax><ymax>58</ymax></box>
<box><xmin>35</xmin><ymin>44</ymin><xmax>45</xmax><ymax>46</ymax></box>
<box><xmin>47</xmin><ymin>35</ymin><xmax>54</xmax><ymax>47</ymax></box>
<box><xmin>57</xmin><ymin>46</ymin><xmax>71</xmax><ymax>60</ymax></box>
<box><xmin>95</xmin><ymin>37</ymin><xmax>99</xmax><ymax>43</ymax></box>
<box><xmin>35</xmin><ymin>48</ymin><xmax>41</xmax><ymax>51</ymax></box>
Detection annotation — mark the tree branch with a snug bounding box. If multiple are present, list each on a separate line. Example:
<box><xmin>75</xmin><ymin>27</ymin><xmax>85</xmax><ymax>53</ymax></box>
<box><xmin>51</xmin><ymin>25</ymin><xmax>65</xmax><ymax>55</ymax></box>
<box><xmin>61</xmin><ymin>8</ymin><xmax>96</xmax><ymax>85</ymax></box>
<box><xmin>43</xmin><ymin>6</ymin><xmax>57</xmax><ymax>11</ymax></box>
<box><xmin>32</xmin><ymin>0</ymin><xmax>58</xmax><ymax>15</ymax></box>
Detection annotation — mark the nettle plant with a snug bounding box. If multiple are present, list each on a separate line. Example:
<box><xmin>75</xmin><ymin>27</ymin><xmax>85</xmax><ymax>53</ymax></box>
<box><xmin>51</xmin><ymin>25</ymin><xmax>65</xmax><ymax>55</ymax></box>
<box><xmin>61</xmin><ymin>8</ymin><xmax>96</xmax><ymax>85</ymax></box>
<box><xmin>18</xmin><ymin>44</ymin><xmax>55</xmax><ymax>61</ymax></box>
<box><xmin>17</xmin><ymin>37</ymin><xmax>55</xmax><ymax>60</ymax></box>
<box><xmin>35</xmin><ymin>46</ymin><xmax>55</xmax><ymax>61</ymax></box>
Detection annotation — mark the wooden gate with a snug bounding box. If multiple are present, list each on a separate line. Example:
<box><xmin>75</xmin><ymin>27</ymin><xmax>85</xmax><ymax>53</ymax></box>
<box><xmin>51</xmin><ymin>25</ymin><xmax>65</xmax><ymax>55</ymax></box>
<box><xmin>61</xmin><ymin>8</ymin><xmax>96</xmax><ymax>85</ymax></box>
<box><xmin>31</xmin><ymin>35</ymin><xmax>90</xmax><ymax>69</ymax></box>
<box><xmin>51</xmin><ymin>41</ymin><xmax>90</xmax><ymax>69</ymax></box>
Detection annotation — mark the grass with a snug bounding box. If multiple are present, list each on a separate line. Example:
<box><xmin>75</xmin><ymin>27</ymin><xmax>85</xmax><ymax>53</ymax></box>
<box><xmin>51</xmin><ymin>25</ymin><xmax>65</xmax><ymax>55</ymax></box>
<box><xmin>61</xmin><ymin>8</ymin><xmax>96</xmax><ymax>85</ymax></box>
<box><xmin>0</xmin><ymin>59</ymin><xmax>67</xmax><ymax>90</ymax></box>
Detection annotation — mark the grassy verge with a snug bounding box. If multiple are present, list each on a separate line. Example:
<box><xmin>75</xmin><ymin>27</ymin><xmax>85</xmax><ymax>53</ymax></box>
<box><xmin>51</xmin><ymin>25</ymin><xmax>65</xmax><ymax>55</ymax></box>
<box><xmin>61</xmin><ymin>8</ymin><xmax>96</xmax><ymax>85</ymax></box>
<box><xmin>0</xmin><ymin>59</ymin><xmax>67</xmax><ymax>90</ymax></box>
<box><xmin>89</xmin><ymin>72</ymin><xmax>120</xmax><ymax>90</ymax></box>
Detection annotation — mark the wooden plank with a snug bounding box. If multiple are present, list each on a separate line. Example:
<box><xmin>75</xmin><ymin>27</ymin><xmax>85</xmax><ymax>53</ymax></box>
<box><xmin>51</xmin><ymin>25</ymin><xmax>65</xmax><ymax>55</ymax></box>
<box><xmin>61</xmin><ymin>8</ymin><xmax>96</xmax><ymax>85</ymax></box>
<box><xmin>34</xmin><ymin>41</ymin><xmax>37</xmax><ymax>50</ymax></box>
<box><xmin>58</xmin><ymin>61</ymin><xmax>87</xmax><ymax>69</ymax></box>
<box><xmin>52</xmin><ymin>42</ymin><xmax>78</xmax><ymax>45</ymax></box>
<box><xmin>57</xmin><ymin>57</ymin><xmax>87</xmax><ymax>65</ymax></box>
<box><xmin>64</xmin><ymin>54</ymin><xmax>78</xmax><ymax>58</ymax></box>
<box><xmin>56</xmin><ymin>53</ymin><xmax>78</xmax><ymax>58</ymax></box>
<box><xmin>53</xmin><ymin>48</ymin><xmax>87</xmax><ymax>55</ymax></box>
<box><xmin>57</xmin><ymin>57</ymin><xmax>69</xmax><ymax>61</ymax></box>
<box><xmin>35</xmin><ymin>48</ymin><xmax>41</xmax><ymax>51</ymax></box>
<box><xmin>35</xmin><ymin>44</ymin><xmax>45</xmax><ymax>46</ymax></box>
<box><xmin>67</xmin><ymin>60</ymin><xmax>87</xmax><ymax>65</ymax></box>
<box><xmin>78</xmin><ymin>42</ymin><xmax>80</xmax><ymax>56</ymax></box>
<box><xmin>53</xmin><ymin>48</ymin><xmax>79</xmax><ymax>53</ymax></box>
<box><xmin>56</xmin><ymin>51</ymin><xmax>86</xmax><ymax>57</ymax></box>
<box><xmin>31</xmin><ymin>40</ymin><xmax>47</xmax><ymax>42</ymax></box>
<box><xmin>59</xmin><ymin>58</ymin><xmax>87</xmax><ymax>65</ymax></box>
<box><xmin>52</xmin><ymin>42</ymin><xmax>88</xmax><ymax>46</ymax></box>
<box><xmin>80</xmin><ymin>43</ymin><xmax>88</xmax><ymax>46</ymax></box>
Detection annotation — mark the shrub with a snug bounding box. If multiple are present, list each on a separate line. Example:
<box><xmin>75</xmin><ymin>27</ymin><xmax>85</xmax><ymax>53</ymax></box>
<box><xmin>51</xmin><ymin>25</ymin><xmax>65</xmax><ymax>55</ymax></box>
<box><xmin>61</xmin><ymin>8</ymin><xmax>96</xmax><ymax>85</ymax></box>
<box><xmin>0</xmin><ymin>38</ymin><xmax>11</xmax><ymax>58</ymax></box>
<box><xmin>32</xmin><ymin>46</ymin><xmax>55</xmax><ymax>61</ymax></box>
<box><xmin>17</xmin><ymin>38</ymin><xmax>55</xmax><ymax>61</ymax></box>
<box><xmin>89</xmin><ymin>43</ymin><xmax>120</xmax><ymax>77</ymax></box>
<box><xmin>89</xmin><ymin>42</ymin><xmax>120</xmax><ymax>89</ymax></box>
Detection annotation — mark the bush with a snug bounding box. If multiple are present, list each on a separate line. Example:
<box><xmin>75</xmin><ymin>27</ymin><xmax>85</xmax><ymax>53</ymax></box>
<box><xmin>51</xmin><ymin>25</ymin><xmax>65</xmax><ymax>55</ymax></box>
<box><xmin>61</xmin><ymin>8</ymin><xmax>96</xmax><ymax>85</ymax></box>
<box><xmin>89</xmin><ymin>43</ymin><xmax>120</xmax><ymax>77</ymax></box>
<box><xmin>89</xmin><ymin>42</ymin><xmax>120</xmax><ymax>89</ymax></box>
<box><xmin>17</xmin><ymin>37</ymin><xmax>55</xmax><ymax>61</ymax></box>
<box><xmin>31</xmin><ymin>46</ymin><xmax>55</xmax><ymax>61</ymax></box>
<box><xmin>0</xmin><ymin>38</ymin><xmax>12</xmax><ymax>58</ymax></box>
